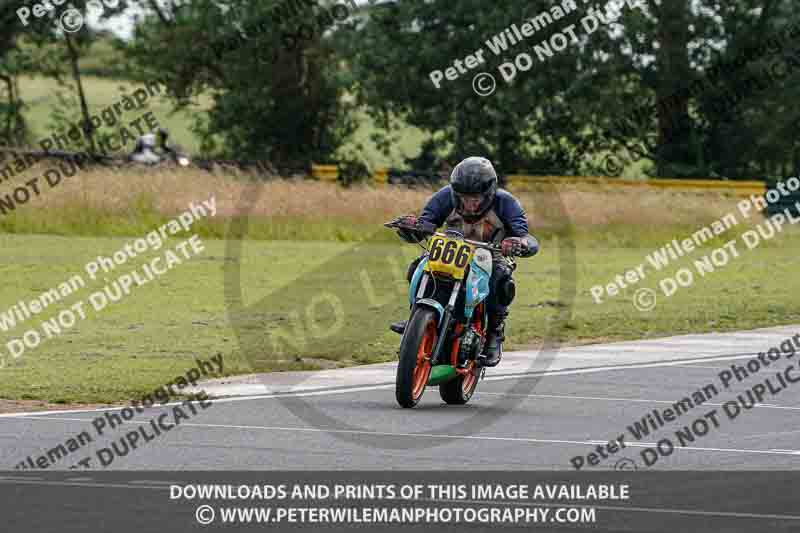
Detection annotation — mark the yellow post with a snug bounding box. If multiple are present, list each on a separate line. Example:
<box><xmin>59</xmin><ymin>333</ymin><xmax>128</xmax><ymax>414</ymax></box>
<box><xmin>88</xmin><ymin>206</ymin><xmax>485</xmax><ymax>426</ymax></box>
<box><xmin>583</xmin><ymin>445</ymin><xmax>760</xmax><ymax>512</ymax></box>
<box><xmin>311</xmin><ymin>164</ymin><xmax>339</xmax><ymax>182</ymax></box>
<box><xmin>373</xmin><ymin>168</ymin><xmax>389</xmax><ymax>185</ymax></box>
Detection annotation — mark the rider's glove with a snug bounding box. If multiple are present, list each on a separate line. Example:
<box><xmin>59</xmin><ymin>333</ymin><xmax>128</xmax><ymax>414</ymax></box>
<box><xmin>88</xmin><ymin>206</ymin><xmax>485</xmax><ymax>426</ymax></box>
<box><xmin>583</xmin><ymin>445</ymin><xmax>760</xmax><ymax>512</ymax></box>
<box><xmin>399</xmin><ymin>214</ymin><xmax>418</xmax><ymax>227</ymax></box>
<box><xmin>501</xmin><ymin>237</ymin><xmax>527</xmax><ymax>257</ymax></box>
<box><xmin>397</xmin><ymin>215</ymin><xmax>435</xmax><ymax>243</ymax></box>
<box><xmin>396</xmin><ymin>215</ymin><xmax>418</xmax><ymax>243</ymax></box>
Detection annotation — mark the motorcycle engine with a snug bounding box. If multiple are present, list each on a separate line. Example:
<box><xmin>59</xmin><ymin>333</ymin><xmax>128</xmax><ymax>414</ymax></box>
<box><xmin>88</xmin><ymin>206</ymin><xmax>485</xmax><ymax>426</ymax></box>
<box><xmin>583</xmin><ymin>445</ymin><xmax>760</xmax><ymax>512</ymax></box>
<box><xmin>457</xmin><ymin>326</ymin><xmax>483</xmax><ymax>367</ymax></box>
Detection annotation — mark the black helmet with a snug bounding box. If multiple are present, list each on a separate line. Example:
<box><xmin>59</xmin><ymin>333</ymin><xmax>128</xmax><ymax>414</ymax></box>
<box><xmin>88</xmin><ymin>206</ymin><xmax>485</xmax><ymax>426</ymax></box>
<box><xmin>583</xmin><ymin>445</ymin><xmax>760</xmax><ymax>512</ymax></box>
<box><xmin>449</xmin><ymin>156</ymin><xmax>498</xmax><ymax>220</ymax></box>
<box><xmin>156</xmin><ymin>127</ymin><xmax>169</xmax><ymax>147</ymax></box>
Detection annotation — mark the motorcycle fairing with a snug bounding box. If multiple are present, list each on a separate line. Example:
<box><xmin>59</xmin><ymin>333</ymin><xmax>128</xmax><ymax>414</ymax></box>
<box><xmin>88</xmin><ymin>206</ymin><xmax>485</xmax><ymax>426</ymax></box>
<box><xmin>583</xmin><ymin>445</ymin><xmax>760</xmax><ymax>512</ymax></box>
<box><xmin>408</xmin><ymin>256</ymin><xmax>429</xmax><ymax>306</ymax></box>
<box><xmin>464</xmin><ymin>248</ymin><xmax>492</xmax><ymax>320</ymax></box>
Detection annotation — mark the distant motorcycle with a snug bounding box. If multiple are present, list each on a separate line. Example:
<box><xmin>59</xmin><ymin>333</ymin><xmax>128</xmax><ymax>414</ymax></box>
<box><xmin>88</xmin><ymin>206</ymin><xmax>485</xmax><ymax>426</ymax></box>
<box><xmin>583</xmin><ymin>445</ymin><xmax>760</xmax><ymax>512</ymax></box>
<box><xmin>128</xmin><ymin>128</ymin><xmax>190</xmax><ymax>167</ymax></box>
<box><xmin>384</xmin><ymin>217</ymin><xmax>510</xmax><ymax>408</ymax></box>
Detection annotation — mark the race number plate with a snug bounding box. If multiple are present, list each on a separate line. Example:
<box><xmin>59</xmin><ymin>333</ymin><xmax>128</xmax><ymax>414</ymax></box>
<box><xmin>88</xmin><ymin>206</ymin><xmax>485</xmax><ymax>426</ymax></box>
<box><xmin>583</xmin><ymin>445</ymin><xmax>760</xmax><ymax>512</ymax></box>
<box><xmin>426</xmin><ymin>236</ymin><xmax>474</xmax><ymax>280</ymax></box>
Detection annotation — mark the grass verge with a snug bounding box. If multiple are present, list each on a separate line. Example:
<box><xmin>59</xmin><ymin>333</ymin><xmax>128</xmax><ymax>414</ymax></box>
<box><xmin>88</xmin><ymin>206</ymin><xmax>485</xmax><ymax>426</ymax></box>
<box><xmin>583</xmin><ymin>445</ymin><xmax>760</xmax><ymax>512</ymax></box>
<box><xmin>1</xmin><ymin>222</ymin><xmax>798</xmax><ymax>404</ymax></box>
<box><xmin>0</xmin><ymin>171</ymin><xmax>790</xmax><ymax>404</ymax></box>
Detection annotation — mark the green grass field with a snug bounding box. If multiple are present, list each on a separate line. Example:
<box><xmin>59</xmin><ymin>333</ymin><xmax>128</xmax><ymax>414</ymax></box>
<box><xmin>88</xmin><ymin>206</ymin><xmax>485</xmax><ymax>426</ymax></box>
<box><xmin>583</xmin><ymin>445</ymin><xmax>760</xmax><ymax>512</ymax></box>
<box><xmin>19</xmin><ymin>75</ymin><xmax>211</xmax><ymax>155</ymax></box>
<box><xmin>19</xmin><ymin>74</ymin><xmax>650</xmax><ymax>175</ymax></box>
<box><xmin>15</xmin><ymin>35</ymin><xmax>664</xmax><ymax>180</ymax></box>
<box><xmin>18</xmin><ymin>74</ymin><xmax>426</xmax><ymax>168</ymax></box>
<box><xmin>2</xmin><ymin>219</ymin><xmax>799</xmax><ymax>404</ymax></box>
<box><xmin>1</xmin><ymin>46</ymin><xmax>772</xmax><ymax>408</ymax></box>
<box><xmin>18</xmin><ymin>39</ymin><xmax>426</xmax><ymax>165</ymax></box>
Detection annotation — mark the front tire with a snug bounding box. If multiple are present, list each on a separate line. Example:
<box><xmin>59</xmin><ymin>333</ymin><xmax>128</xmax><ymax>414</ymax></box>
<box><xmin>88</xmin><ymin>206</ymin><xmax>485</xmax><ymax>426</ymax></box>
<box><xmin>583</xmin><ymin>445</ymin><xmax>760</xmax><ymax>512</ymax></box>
<box><xmin>396</xmin><ymin>308</ymin><xmax>437</xmax><ymax>408</ymax></box>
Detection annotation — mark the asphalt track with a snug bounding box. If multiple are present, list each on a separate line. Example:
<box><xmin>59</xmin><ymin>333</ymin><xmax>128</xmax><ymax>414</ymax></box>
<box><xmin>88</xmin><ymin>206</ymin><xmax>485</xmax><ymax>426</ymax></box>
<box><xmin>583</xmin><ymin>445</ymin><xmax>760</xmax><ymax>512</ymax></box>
<box><xmin>2</xmin><ymin>324</ymin><xmax>800</xmax><ymax>472</ymax></box>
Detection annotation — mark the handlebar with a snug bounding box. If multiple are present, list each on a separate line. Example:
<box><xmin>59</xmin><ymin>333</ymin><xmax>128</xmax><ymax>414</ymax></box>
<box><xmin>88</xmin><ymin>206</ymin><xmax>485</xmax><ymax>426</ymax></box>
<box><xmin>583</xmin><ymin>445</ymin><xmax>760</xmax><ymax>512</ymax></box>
<box><xmin>384</xmin><ymin>219</ymin><xmax>503</xmax><ymax>252</ymax></box>
<box><xmin>438</xmin><ymin>232</ymin><xmax>503</xmax><ymax>252</ymax></box>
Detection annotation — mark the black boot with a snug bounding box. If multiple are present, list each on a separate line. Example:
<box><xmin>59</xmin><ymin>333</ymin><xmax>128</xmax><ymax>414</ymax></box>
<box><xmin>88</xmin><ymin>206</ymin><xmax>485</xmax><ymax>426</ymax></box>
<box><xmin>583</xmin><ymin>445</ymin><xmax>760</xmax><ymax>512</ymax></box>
<box><xmin>390</xmin><ymin>320</ymin><xmax>407</xmax><ymax>334</ymax></box>
<box><xmin>480</xmin><ymin>313</ymin><xmax>506</xmax><ymax>367</ymax></box>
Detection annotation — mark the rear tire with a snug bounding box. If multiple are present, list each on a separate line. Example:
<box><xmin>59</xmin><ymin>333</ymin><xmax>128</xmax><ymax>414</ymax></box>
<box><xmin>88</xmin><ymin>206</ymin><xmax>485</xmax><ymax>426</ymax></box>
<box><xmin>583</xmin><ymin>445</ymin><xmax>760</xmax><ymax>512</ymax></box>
<box><xmin>439</xmin><ymin>366</ymin><xmax>479</xmax><ymax>405</ymax></box>
<box><xmin>396</xmin><ymin>308</ymin><xmax>437</xmax><ymax>408</ymax></box>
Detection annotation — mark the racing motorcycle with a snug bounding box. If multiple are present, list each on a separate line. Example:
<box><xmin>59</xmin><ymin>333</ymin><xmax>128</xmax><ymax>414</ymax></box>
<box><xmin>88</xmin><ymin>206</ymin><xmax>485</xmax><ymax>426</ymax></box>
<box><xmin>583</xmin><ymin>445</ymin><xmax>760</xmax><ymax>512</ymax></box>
<box><xmin>384</xmin><ymin>217</ymin><xmax>512</xmax><ymax>408</ymax></box>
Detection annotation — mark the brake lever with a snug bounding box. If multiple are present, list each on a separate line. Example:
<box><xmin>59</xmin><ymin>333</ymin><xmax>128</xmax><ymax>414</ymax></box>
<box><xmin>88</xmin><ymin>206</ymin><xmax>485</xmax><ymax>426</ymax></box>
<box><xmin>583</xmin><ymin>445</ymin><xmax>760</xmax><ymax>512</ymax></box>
<box><xmin>385</xmin><ymin>222</ymin><xmax>418</xmax><ymax>232</ymax></box>
<box><xmin>384</xmin><ymin>217</ymin><xmax>409</xmax><ymax>229</ymax></box>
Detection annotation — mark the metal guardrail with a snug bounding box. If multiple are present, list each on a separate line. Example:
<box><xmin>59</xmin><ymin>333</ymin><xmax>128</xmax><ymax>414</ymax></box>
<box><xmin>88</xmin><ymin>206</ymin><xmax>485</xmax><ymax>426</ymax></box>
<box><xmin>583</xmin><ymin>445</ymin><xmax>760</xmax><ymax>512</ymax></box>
<box><xmin>311</xmin><ymin>164</ymin><xmax>338</xmax><ymax>181</ymax></box>
<box><xmin>0</xmin><ymin>148</ymin><xmax>767</xmax><ymax>196</ymax></box>
<box><xmin>504</xmin><ymin>175</ymin><xmax>766</xmax><ymax>197</ymax></box>
<box><xmin>313</xmin><ymin>166</ymin><xmax>765</xmax><ymax>195</ymax></box>
<box><xmin>0</xmin><ymin>147</ymin><xmax>307</xmax><ymax>176</ymax></box>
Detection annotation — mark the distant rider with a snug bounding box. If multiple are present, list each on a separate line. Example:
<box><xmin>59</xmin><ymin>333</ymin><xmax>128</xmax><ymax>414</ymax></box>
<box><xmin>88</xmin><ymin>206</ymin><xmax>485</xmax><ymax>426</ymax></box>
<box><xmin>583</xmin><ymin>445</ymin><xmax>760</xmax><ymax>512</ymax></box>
<box><xmin>391</xmin><ymin>156</ymin><xmax>539</xmax><ymax>367</ymax></box>
<box><xmin>128</xmin><ymin>128</ymin><xmax>189</xmax><ymax>166</ymax></box>
<box><xmin>128</xmin><ymin>133</ymin><xmax>160</xmax><ymax>165</ymax></box>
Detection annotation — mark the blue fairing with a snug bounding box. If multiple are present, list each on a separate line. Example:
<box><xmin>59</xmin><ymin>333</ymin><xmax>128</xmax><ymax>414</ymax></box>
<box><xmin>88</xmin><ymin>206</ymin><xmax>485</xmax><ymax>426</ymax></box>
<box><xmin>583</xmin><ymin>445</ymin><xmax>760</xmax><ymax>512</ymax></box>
<box><xmin>464</xmin><ymin>256</ymin><xmax>491</xmax><ymax>320</ymax></box>
<box><xmin>409</xmin><ymin>254</ymin><xmax>490</xmax><ymax>321</ymax></box>
<box><xmin>409</xmin><ymin>256</ymin><xmax>429</xmax><ymax>306</ymax></box>
<box><xmin>415</xmin><ymin>298</ymin><xmax>445</xmax><ymax>322</ymax></box>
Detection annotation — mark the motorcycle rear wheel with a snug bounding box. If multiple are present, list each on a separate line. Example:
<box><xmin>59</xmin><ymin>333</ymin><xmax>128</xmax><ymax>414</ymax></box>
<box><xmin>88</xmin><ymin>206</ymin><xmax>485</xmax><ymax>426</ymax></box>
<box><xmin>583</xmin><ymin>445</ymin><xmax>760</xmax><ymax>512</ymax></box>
<box><xmin>395</xmin><ymin>308</ymin><xmax>436</xmax><ymax>408</ymax></box>
<box><xmin>439</xmin><ymin>365</ymin><xmax>479</xmax><ymax>405</ymax></box>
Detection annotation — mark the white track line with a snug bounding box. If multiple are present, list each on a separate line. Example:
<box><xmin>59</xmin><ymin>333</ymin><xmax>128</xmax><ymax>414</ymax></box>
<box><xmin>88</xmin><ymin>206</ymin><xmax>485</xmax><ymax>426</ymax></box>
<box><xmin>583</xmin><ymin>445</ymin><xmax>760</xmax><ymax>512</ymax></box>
<box><xmin>476</xmin><ymin>392</ymin><xmax>800</xmax><ymax>411</ymax></box>
<box><xmin>671</xmin><ymin>364</ymin><xmax>730</xmax><ymax>370</ymax></box>
<box><xmin>769</xmin><ymin>449</ymin><xmax>800</xmax><ymax>454</ymax></box>
<box><xmin>0</xmin><ymin>351</ymin><xmax>769</xmax><ymax>419</ymax></box>
<box><xmin>10</xmin><ymin>415</ymin><xmax>800</xmax><ymax>459</ymax></box>
<box><xmin>0</xmin><ymin>478</ymin><xmax>169</xmax><ymax>490</ymax></box>
<box><xmin>482</xmin><ymin>352</ymin><xmax>769</xmax><ymax>383</ymax></box>
<box><xmin>0</xmin><ymin>383</ymin><xmax>394</xmax><ymax>418</ymax></box>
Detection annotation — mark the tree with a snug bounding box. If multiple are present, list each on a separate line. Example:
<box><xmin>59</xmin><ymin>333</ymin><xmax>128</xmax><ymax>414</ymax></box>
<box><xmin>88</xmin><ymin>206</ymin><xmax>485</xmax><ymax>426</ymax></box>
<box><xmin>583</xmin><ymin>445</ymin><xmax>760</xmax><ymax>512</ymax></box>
<box><xmin>695</xmin><ymin>0</ymin><xmax>800</xmax><ymax>179</ymax></box>
<box><xmin>0</xmin><ymin>0</ymin><xmax>128</xmax><ymax>152</ymax></box>
<box><xmin>0</xmin><ymin>1</ymin><xmax>39</xmax><ymax>145</ymax></box>
<box><xmin>346</xmin><ymin>0</ymin><xmax>799</xmax><ymax>180</ymax></box>
<box><xmin>576</xmin><ymin>0</ymin><xmax>797</xmax><ymax>178</ymax></box>
<box><xmin>343</xmin><ymin>0</ymin><xmax>588</xmax><ymax>176</ymax></box>
<box><xmin>121</xmin><ymin>0</ymin><xmax>358</xmax><ymax>168</ymax></box>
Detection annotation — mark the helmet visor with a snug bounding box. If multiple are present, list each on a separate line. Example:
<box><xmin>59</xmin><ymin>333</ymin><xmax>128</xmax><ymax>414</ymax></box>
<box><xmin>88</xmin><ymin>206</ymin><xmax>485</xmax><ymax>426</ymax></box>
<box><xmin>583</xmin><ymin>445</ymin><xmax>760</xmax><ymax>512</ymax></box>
<box><xmin>451</xmin><ymin>179</ymin><xmax>493</xmax><ymax>195</ymax></box>
<box><xmin>457</xmin><ymin>193</ymin><xmax>484</xmax><ymax>216</ymax></box>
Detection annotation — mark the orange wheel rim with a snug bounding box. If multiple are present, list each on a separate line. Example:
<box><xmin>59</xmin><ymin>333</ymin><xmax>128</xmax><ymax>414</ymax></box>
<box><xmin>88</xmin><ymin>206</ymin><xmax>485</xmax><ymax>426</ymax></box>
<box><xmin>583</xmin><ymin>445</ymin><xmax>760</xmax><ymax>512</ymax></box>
<box><xmin>462</xmin><ymin>361</ymin><xmax>477</xmax><ymax>393</ymax></box>
<box><xmin>412</xmin><ymin>322</ymin><xmax>435</xmax><ymax>399</ymax></box>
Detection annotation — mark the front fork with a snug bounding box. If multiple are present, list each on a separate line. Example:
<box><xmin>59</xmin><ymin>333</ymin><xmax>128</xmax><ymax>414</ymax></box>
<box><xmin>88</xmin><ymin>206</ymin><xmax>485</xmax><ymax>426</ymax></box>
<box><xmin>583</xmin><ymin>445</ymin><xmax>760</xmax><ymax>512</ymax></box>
<box><xmin>409</xmin><ymin>273</ymin><xmax>460</xmax><ymax>366</ymax></box>
<box><xmin>430</xmin><ymin>281</ymin><xmax>460</xmax><ymax>366</ymax></box>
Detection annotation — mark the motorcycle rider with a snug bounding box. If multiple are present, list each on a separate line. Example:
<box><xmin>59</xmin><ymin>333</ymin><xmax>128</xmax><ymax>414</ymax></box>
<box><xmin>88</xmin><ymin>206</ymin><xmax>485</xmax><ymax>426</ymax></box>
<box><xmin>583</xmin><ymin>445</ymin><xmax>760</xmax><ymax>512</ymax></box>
<box><xmin>128</xmin><ymin>128</ymin><xmax>189</xmax><ymax>166</ymax></box>
<box><xmin>391</xmin><ymin>156</ymin><xmax>539</xmax><ymax>367</ymax></box>
<box><xmin>157</xmin><ymin>128</ymin><xmax>190</xmax><ymax>166</ymax></box>
<box><xmin>128</xmin><ymin>133</ymin><xmax>161</xmax><ymax>165</ymax></box>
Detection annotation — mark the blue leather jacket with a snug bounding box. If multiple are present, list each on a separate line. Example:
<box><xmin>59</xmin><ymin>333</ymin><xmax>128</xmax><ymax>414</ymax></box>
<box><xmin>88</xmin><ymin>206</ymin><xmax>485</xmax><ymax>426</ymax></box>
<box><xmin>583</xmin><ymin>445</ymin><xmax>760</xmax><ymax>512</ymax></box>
<box><xmin>417</xmin><ymin>186</ymin><xmax>539</xmax><ymax>257</ymax></box>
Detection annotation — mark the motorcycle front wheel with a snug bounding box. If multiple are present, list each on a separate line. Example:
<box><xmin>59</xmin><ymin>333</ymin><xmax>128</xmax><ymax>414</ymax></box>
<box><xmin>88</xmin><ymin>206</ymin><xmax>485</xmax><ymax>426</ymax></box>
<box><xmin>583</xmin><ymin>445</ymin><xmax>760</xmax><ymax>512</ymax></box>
<box><xmin>395</xmin><ymin>308</ymin><xmax>437</xmax><ymax>408</ymax></box>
